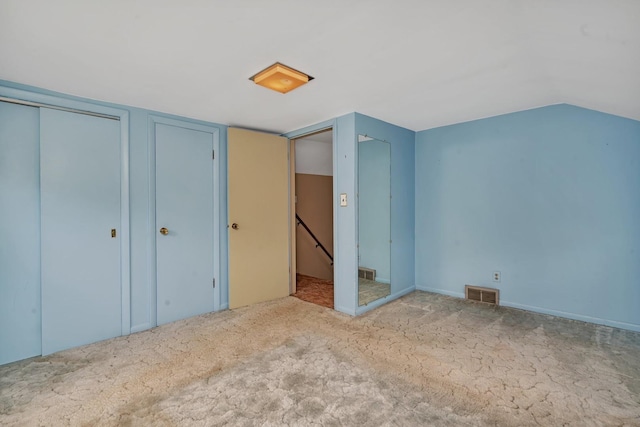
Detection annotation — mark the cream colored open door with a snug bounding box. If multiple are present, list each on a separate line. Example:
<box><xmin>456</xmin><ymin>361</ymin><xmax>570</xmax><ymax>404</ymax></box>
<box><xmin>228</xmin><ymin>128</ymin><xmax>290</xmax><ymax>309</ymax></box>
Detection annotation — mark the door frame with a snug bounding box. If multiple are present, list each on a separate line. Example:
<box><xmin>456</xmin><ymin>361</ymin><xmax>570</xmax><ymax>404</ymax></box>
<box><xmin>283</xmin><ymin>120</ymin><xmax>336</xmax><ymax>298</ymax></box>
<box><xmin>289</xmin><ymin>139</ymin><xmax>296</xmax><ymax>293</ymax></box>
<box><xmin>0</xmin><ymin>85</ymin><xmax>131</xmax><ymax>336</ymax></box>
<box><xmin>148</xmin><ymin>115</ymin><xmax>221</xmax><ymax>328</ymax></box>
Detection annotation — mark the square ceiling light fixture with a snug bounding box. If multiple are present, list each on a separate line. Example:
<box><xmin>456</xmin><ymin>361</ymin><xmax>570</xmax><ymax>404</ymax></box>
<box><xmin>250</xmin><ymin>62</ymin><xmax>313</xmax><ymax>94</ymax></box>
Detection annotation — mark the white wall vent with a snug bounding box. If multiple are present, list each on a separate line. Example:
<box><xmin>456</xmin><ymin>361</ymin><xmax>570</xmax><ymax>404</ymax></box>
<box><xmin>358</xmin><ymin>267</ymin><xmax>376</xmax><ymax>281</ymax></box>
<box><xmin>465</xmin><ymin>285</ymin><xmax>499</xmax><ymax>305</ymax></box>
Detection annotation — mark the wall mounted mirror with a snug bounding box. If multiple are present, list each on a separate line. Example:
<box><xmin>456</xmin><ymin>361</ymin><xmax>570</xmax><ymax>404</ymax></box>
<box><xmin>357</xmin><ymin>134</ymin><xmax>391</xmax><ymax>306</ymax></box>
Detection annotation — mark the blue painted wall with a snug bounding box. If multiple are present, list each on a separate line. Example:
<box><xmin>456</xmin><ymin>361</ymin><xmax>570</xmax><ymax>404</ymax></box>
<box><xmin>415</xmin><ymin>104</ymin><xmax>640</xmax><ymax>331</ymax></box>
<box><xmin>0</xmin><ymin>80</ymin><xmax>228</xmax><ymax>336</ymax></box>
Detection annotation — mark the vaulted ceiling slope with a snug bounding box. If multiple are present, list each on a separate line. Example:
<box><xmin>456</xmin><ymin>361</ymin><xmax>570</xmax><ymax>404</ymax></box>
<box><xmin>1</xmin><ymin>1</ymin><xmax>638</xmax><ymax>133</ymax></box>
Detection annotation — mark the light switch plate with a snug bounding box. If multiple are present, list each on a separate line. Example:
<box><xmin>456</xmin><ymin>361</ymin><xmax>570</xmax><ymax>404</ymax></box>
<box><xmin>340</xmin><ymin>193</ymin><xmax>347</xmax><ymax>207</ymax></box>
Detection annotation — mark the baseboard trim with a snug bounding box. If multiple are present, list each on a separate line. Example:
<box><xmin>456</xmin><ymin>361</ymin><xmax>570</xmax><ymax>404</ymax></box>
<box><xmin>130</xmin><ymin>322</ymin><xmax>152</xmax><ymax>334</ymax></box>
<box><xmin>390</xmin><ymin>285</ymin><xmax>416</xmax><ymax>300</ymax></box>
<box><xmin>415</xmin><ymin>285</ymin><xmax>464</xmax><ymax>299</ymax></box>
<box><xmin>415</xmin><ymin>286</ymin><xmax>640</xmax><ymax>332</ymax></box>
<box><xmin>500</xmin><ymin>300</ymin><xmax>640</xmax><ymax>332</ymax></box>
<box><xmin>131</xmin><ymin>303</ymin><xmax>229</xmax><ymax>334</ymax></box>
<box><xmin>334</xmin><ymin>305</ymin><xmax>356</xmax><ymax>316</ymax></box>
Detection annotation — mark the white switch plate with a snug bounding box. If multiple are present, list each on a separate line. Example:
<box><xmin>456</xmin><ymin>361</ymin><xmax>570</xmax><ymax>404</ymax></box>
<box><xmin>340</xmin><ymin>193</ymin><xmax>347</xmax><ymax>207</ymax></box>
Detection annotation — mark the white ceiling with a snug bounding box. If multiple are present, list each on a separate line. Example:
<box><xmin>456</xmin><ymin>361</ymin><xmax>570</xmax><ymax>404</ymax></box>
<box><xmin>1</xmin><ymin>0</ymin><xmax>639</xmax><ymax>133</ymax></box>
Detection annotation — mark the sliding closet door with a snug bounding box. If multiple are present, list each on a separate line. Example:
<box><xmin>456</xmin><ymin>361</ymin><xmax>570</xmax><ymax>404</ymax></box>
<box><xmin>40</xmin><ymin>108</ymin><xmax>121</xmax><ymax>355</ymax></box>
<box><xmin>0</xmin><ymin>102</ymin><xmax>41</xmax><ymax>365</ymax></box>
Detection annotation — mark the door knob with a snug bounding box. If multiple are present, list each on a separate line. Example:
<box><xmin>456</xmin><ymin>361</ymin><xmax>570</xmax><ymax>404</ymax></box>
<box><xmin>231</xmin><ymin>223</ymin><xmax>239</xmax><ymax>230</ymax></box>
<box><xmin>160</xmin><ymin>227</ymin><xmax>169</xmax><ymax>235</ymax></box>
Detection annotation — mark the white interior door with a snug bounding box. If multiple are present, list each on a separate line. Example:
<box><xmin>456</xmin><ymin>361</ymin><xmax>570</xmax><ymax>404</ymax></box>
<box><xmin>228</xmin><ymin>128</ymin><xmax>290</xmax><ymax>309</ymax></box>
<box><xmin>156</xmin><ymin>122</ymin><xmax>215</xmax><ymax>325</ymax></box>
<box><xmin>40</xmin><ymin>108</ymin><xmax>121</xmax><ymax>355</ymax></box>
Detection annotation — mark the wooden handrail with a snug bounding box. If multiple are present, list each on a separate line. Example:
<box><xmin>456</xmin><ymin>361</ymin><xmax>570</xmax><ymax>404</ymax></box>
<box><xmin>295</xmin><ymin>214</ymin><xmax>333</xmax><ymax>265</ymax></box>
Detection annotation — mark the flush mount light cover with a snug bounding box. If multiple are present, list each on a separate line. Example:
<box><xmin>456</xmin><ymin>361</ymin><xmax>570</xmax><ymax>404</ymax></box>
<box><xmin>250</xmin><ymin>62</ymin><xmax>313</xmax><ymax>94</ymax></box>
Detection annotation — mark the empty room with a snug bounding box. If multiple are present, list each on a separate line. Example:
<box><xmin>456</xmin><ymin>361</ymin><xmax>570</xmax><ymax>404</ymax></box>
<box><xmin>1</xmin><ymin>1</ymin><xmax>639</xmax><ymax>425</ymax></box>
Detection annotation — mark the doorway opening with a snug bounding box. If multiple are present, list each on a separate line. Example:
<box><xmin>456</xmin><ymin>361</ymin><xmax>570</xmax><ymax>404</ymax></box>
<box><xmin>290</xmin><ymin>129</ymin><xmax>334</xmax><ymax>309</ymax></box>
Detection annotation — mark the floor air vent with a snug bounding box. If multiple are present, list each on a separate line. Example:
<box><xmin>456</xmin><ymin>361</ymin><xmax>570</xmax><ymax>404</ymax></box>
<box><xmin>465</xmin><ymin>285</ymin><xmax>499</xmax><ymax>305</ymax></box>
<box><xmin>358</xmin><ymin>267</ymin><xmax>376</xmax><ymax>281</ymax></box>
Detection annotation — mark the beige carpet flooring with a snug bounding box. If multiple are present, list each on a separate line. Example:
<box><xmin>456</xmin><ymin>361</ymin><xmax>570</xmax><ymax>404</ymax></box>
<box><xmin>1</xmin><ymin>291</ymin><xmax>639</xmax><ymax>426</ymax></box>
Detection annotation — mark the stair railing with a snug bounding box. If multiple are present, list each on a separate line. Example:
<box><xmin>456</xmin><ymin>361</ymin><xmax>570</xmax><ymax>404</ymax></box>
<box><xmin>295</xmin><ymin>214</ymin><xmax>333</xmax><ymax>265</ymax></box>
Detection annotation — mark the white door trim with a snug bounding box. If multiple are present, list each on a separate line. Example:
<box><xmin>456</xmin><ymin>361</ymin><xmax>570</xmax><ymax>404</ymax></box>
<box><xmin>283</xmin><ymin>121</ymin><xmax>336</xmax><ymax>306</ymax></box>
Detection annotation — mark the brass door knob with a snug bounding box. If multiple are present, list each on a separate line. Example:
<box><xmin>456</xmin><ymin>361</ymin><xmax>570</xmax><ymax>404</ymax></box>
<box><xmin>231</xmin><ymin>223</ymin><xmax>239</xmax><ymax>230</ymax></box>
<box><xmin>159</xmin><ymin>227</ymin><xmax>169</xmax><ymax>235</ymax></box>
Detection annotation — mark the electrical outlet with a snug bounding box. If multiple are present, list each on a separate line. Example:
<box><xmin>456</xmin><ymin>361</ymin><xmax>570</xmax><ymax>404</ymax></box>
<box><xmin>493</xmin><ymin>271</ymin><xmax>501</xmax><ymax>282</ymax></box>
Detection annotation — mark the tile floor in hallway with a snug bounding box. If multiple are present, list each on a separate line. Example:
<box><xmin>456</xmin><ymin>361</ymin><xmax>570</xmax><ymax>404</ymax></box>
<box><xmin>293</xmin><ymin>273</ymin><xmax>334</xmax><ymax>309</ymax></box>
